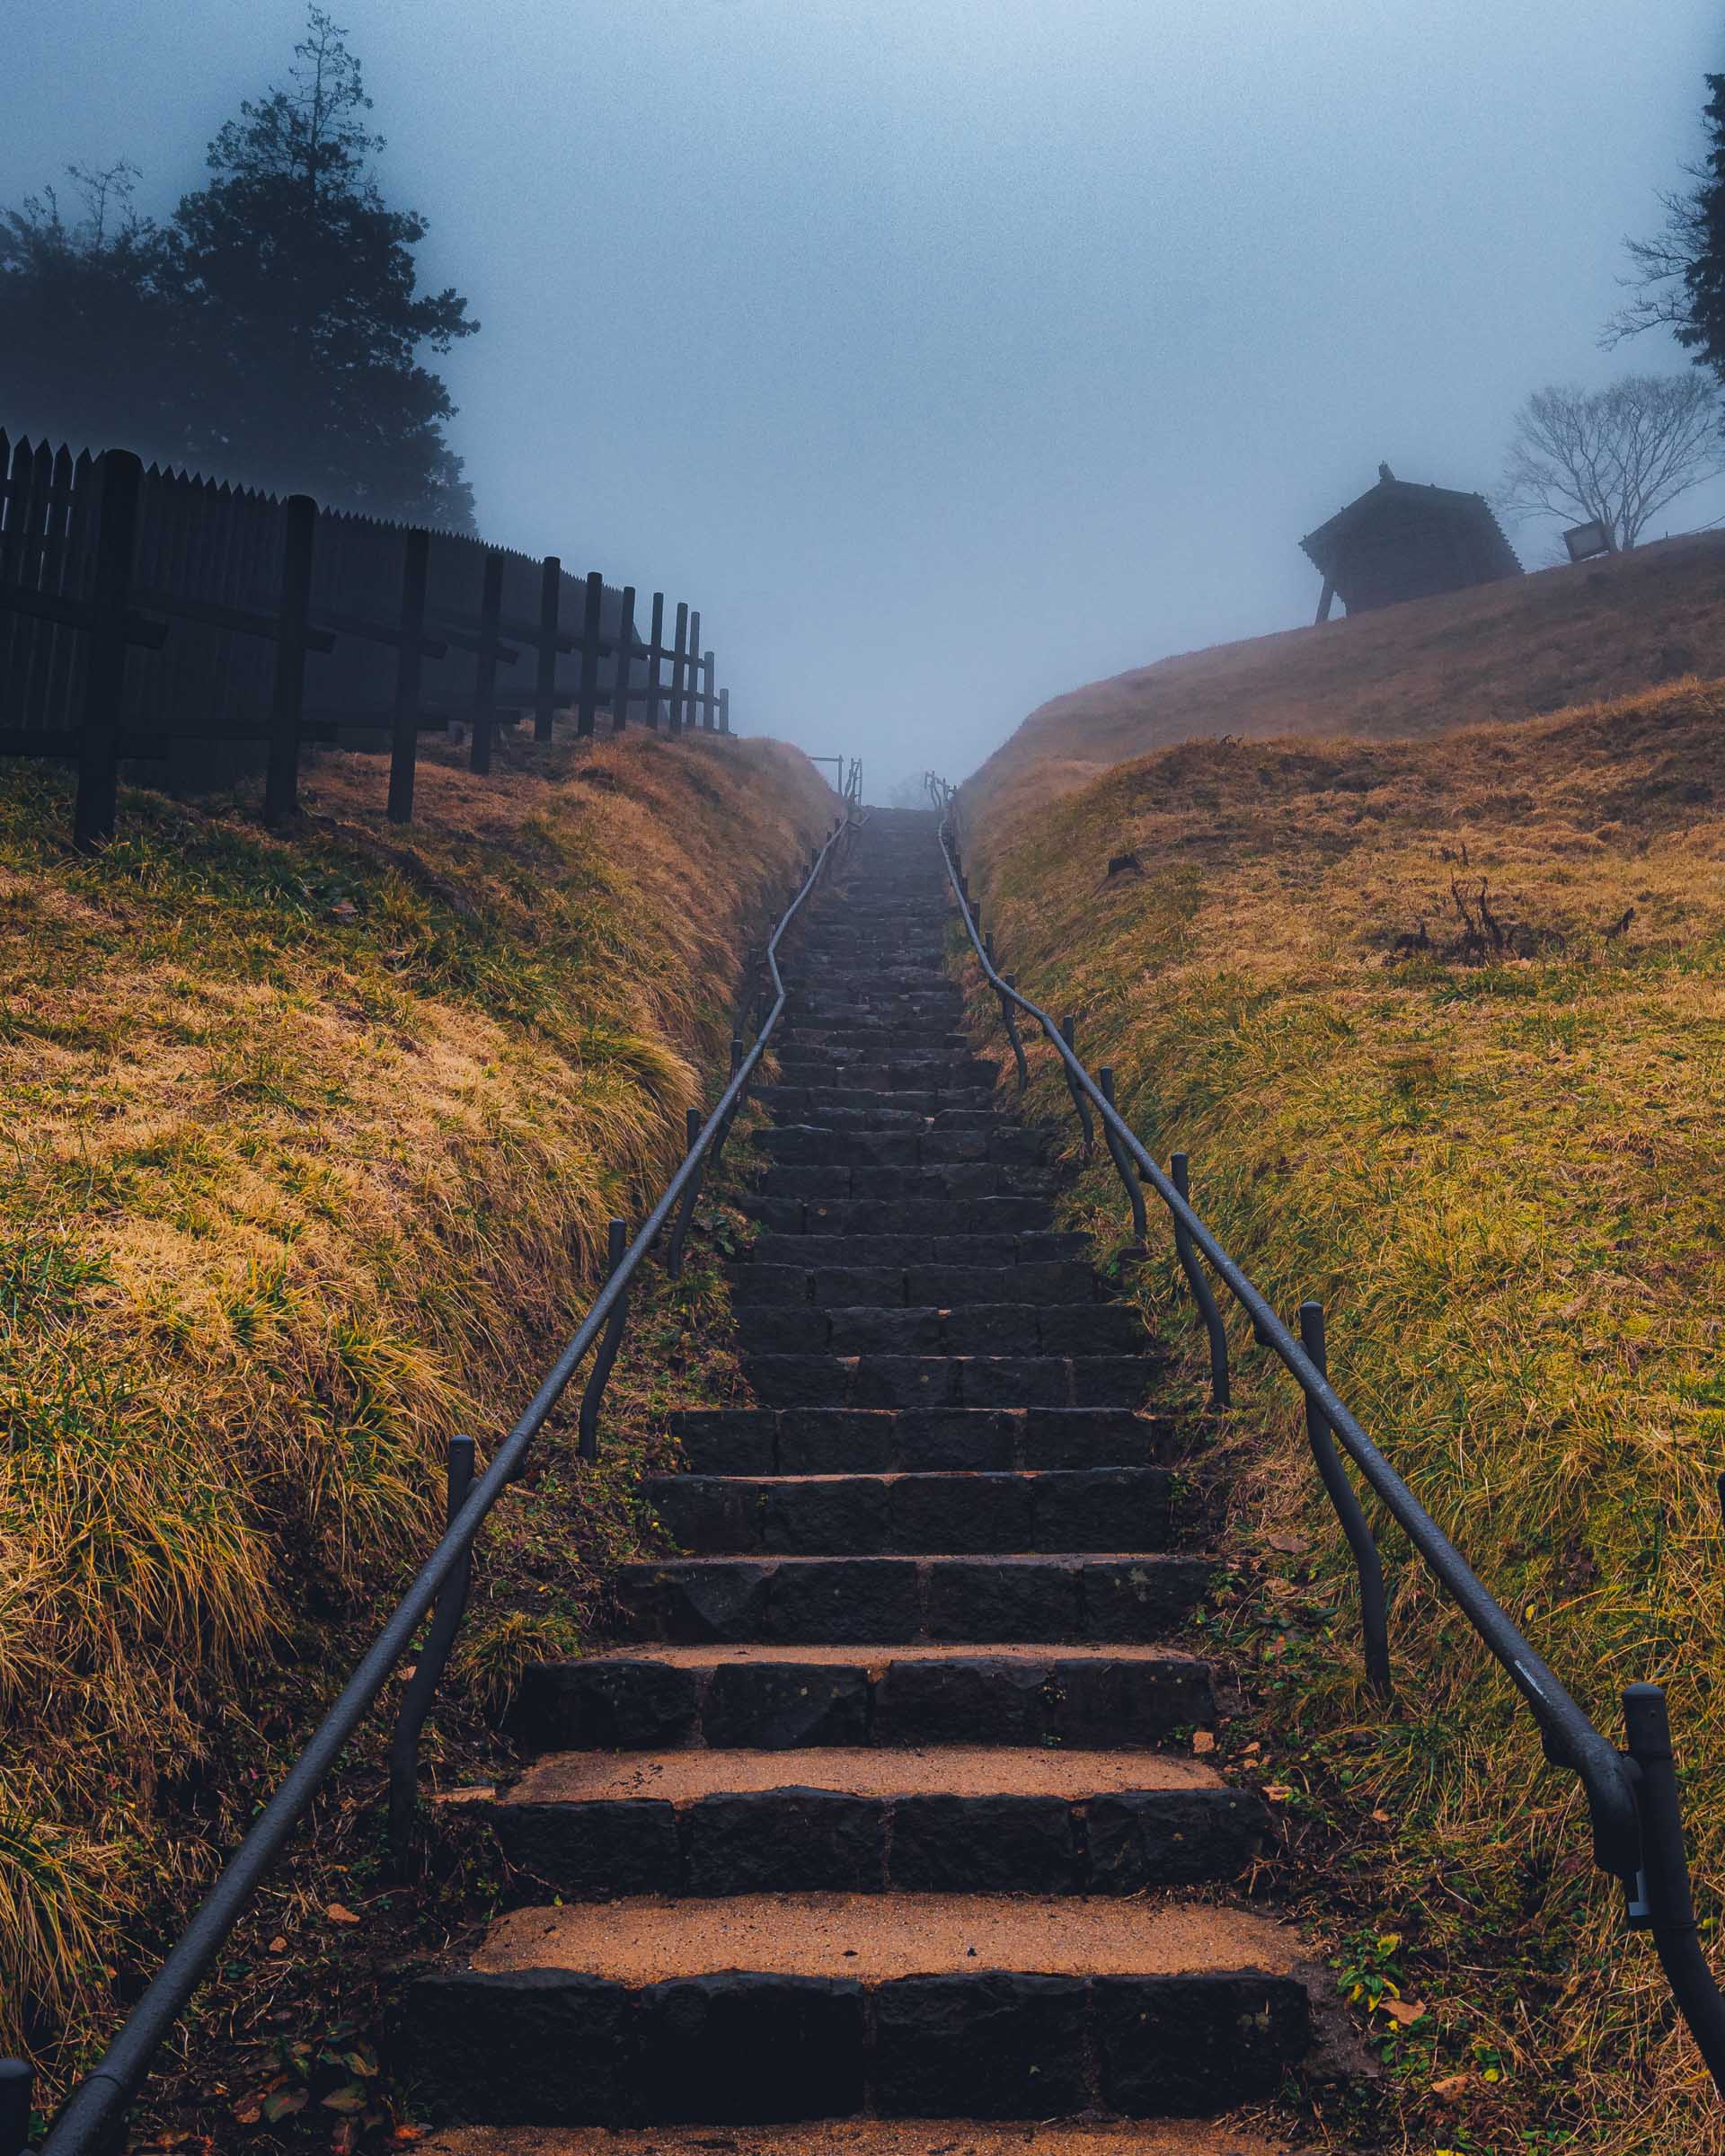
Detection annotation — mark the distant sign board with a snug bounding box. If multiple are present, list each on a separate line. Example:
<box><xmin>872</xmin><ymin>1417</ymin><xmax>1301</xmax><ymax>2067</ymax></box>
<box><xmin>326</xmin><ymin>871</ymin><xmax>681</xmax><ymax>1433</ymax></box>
<box><xmin>1563</xmin><ymin>520</ymin><xmax>1612</xmax><ymax>561</ymax></box>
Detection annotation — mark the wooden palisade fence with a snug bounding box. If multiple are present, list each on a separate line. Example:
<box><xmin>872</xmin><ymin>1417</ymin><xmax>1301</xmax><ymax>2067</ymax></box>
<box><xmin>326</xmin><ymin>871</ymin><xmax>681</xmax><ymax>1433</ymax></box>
<box><xmin>0</xmin><ymin>430</ymin><xmax>733</xmax><ymax>849</ymax></box>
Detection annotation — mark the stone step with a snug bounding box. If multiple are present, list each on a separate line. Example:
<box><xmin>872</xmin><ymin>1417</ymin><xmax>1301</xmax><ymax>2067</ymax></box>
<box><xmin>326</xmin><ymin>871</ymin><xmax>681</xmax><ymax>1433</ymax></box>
<box><xmin>646</xmin><ymin>1467</ymin><xmax>1172</xmax><ymax>1555</ymax></box>
<box><xmin>733</xmin><ymin>1305</ymin><xmax>1146</xmax><ymax>1357</ymax></box>
<box><xmin>390</xmin><ymin>1895</ymin><xmax>1311</xmax><ymax>2125</ymax></box>
<box><xmin>729</xmin><ymin>1260</ymin><xmax>1101</xmax><ymax>1310</ymax></box>
<box><xmin>739</xmin><ymin>1353</ymin><xmax>1156</xmax><ymax>1412</ymax></box>
<box><xmin>756</xmin><ymin>1086</ymin><xmax>997</xmax><ymax>1119</ymax></box>
<box><xmin>415</xmin><ymin>2119</ymin><xmax>1296</xmax><ymax>2155</ymax></box>
<box><xmin>611</xmin><ymin>1551</ymin><xmax>1215</xmax><ymax>1645</ymax></box>
<box><xmin>739</xmin><ymin>1197</ymin><xmax>1057</xmax><ymax>1238</ymax></box>
<box><xmin>755</xmin><ymin>1126</ymin><xmax>1043</xmax><ymax>1167</ymax></box>
<box><xmin>747</xmin><ymin>1231</ymin><xmax>1091</xmax><ymax>1269</ymax></box>
<box><xmin>668</xmin><ymin>1407</ymin><xmax>1181</xmax><ymax>1475</ymax></box>
<box><xmin>491</xmin><ymin>1748</ymin><xmax>1266</xmax><ymax>1898</ymax></box>
<box><xmin>777</xmin><ymin>1027</ymin><xmax>974</xmax><ymax>1054</ymax></box>
<box><xmin>507</xmin><ymin>1643</ymin><xmax>1216</xmax><ymax>1752</ymax></box>
<box><xmin>752</xmin><ymin>1165</ymin><xmax>1056</xmax><ymax>1205</ymax></box>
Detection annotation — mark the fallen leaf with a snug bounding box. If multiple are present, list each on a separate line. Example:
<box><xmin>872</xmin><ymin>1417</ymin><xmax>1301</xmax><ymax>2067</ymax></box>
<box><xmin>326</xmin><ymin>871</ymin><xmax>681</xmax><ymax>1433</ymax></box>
<box><xmin>322</xmin><ymin>2083</ymin><xmax>367</xmax><ymax>2114</ymax></box>
<box><xmin>268</xmin><ymin>1935</ymin><xmax>288</xmax><ymax>1954</ymax></box>
<box><xmin>1430</xmin><ymin>2073</ymin><xmax>1471</xmax><ymax>2102</ymax></box>
<box><xmin>262</xmin><ymin>2089</ymin><xmax>308</xmax><ymax>2123</ymax></box>
<box><xmin>331</xmin><ymin>2125</ymin><xmax>359</xmax><ymax>2156</ymax></box>
<box><xmin>1190</xmin><ymin>1728</ymin><xmax>1216</xmax><ymax>1754</ymax></box>
<box><xmin>230</xmin><ymin>2099</ymin><xmax>263</xmax><ymax>2126</ymax></box>
<box><xmin>1262</xmin><ymin>1783</ymin><xmax>1295</xmax><ymax>1802</ymax></box>
<box><xmin>324</xmin><ymin>1903</ymin><xmax>361</xmax><ymax>1925</ymax></box>
<box><xmin>1381</xmin><ymin>1997</ymin><xmax>1427</xmax><ymax>2027</ymax></box>
<box><xmin>327</xmin><ymin>899</ymin><xmax>358</xmax><ymax>923</ymax></box>
<box><xmin>389</xmin><ymin>2130</ymin><xmax>428</xmax><ymax>2147</ymax></box>
<box><xmin>1266</xmin><ymin>1533</ymin><xmax>1308</xmax><ymax>1554</ymax></box>
<box><xmin>1371</xmin><ymin>1809</ymin><xmax>1392</xmax><ymax>1825</ymax></box>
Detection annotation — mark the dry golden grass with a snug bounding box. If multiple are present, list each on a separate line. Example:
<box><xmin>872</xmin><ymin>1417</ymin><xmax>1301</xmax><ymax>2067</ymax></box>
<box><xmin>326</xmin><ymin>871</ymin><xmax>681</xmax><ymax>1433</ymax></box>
<box><xmin>0</xmin><ymin>727</ymin><xmax>834</xmax><ymax>2059</ymax></box>
<box><xmin>971</xmin><ymin>528</ymin><xmax>1725</xmax><ymax>831</ymax></box>
<box><xmin>960</xmin><ymin>678</ymin><xmax>1725</xmax><ymax>2152</ymax></box>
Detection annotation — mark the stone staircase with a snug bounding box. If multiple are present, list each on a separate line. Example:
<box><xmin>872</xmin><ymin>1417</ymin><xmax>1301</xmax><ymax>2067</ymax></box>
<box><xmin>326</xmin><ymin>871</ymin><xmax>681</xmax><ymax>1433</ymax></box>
<box><xmin>397</xmin><ymin>808</ymin><xmax>1314</xmax><ymax>2147</ymax></box>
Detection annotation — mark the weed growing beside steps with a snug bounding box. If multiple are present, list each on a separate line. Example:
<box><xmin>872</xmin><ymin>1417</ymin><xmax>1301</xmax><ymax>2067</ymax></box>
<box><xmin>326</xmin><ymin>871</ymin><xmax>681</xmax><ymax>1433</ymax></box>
<box><xmin>959</xmin><ymin>677</ymin><xmax>1725</xmax><ymax>2154</ymax></box>
<box><xmin>0</xmin><ymin>727</ymin><xmax>834</xmax><ymax>2083</ymax></box>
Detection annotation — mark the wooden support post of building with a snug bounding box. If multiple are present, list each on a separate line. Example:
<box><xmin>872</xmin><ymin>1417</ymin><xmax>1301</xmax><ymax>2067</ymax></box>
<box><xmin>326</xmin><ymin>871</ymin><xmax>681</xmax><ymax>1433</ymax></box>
<box><xmin>73</xmin><ymin>448</ymin><xmax>144</xmax><ymax>853</ymax></box>
<box><xmin>388</xmin><ymin>528</ymin><xmax>430</xmax><ymax>825</ymax></box>
<box><xmin>702</xmin><ymin>650</ymin><xmax>716</xmax><ymax>731</ymax></box>
<box><xmin>1314</xmin><ymin>576</ymin><xmax>1336</xmax><ymax>625</ymax></box>
<box><xmin>469</xmin><ymin>548</ymin><xmax>504</xmax><ymax>774</ymax></box>
<box><xmin>685</xmin><ymin>612</ymin><xmax>702</xmax><ymax>734</ymax></box>
<box><xmin>535</xmin><ymin>554</ymin><xmax>561</xmax><ymax>742</ymax></box>
<box><xmin>614</xmin><ymin>585</ymin><xmax>636</xmax><ymax>729</ymax></box>
<box><xmin>576</xmin><ymin>570</ymin><xmax>604</xmax><ymax>738</ymax></box>
<box><xmin>264</xmin><ymin>493</ymin><xmax>316</xmax><ymax>826</ymax></box>
<box><xmin>719</xmin><ymin>685</ymin><xmax>730</xmax><ymax>736</ymax></box>
<box><xmin>668</xmin><ymin>601</ymin><xmax>688</xmax><ymax>736</ymax></box>
<box><xmin>646</xmin><ymin>592</ymin><xmax>665</xmax><ymax>730</ymax></box>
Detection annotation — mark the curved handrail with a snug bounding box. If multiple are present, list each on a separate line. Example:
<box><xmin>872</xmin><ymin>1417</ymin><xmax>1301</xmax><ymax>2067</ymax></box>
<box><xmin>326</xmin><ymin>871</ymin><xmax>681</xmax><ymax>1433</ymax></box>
<box><xmin>933</xmin><ymin>802</ymin><xmax>1725</xmax><ymax>2097</ymax></box>
<box><xmin>13</xmin><ymin>808</ymin><xmax>858</xmax><ymax>2156</ymax></box>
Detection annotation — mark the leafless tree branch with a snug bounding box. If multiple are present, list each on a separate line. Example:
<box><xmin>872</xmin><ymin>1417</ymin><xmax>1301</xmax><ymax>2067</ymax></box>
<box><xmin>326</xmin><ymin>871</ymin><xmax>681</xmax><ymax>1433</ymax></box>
<box><xmin>1496</xmin><ymin>374</ymin><xmax>1725</xmax><ymax>551</ymax></box>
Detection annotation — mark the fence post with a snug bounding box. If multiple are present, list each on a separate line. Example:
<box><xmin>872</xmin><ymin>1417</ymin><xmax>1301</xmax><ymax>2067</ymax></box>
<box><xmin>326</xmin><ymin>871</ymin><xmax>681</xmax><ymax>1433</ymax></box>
<box><xmin>614</xmin><ymin>585</ymin><xmax>636</xmax><ymax>729</ymax></box>
<box><xmin>74</xmin><ymin>447</ymin><xmax>143</xmax><ymax>852</ymax></box>
<box><xmin>1298</xmin><ymin>1301</ymin><xmax>1392</xmax><ymax>1695</ymax></box>
<box><xmin>576</xmin><ymin>570</ymin><xmax>604</xmax><ymax>738</ymax></box>
<box><xmin>535</xmin><ymin>553</ymin><xmax>561</xmax><ymax>742</ymax></box>
<box><xmin>578</xmin><ymin>1219</ymin><xmax>631</xmax><ymax>1462</ymax></box>
<box><xmin>686</xmin><ymin>611</ymin><xmax>702</xmax><ymax>734</ymax></box>
<box><xmin>668</xmin><ymin>602</ymin><xmax>688</xmax><ymax>736</ymax></box>
<box><xmin>1057</xmin><ymin>1015</ymin><xmax>1095</xmax><ymax>1153</ymax></box>
<box><xmin>646</xmin><ymin>592</ymin><xmax>665</xmax><ymax>729</ymax></box>
<box><xmin>1098</xmin><ymin>1069</ymin><xmax>1148</xmax><ymax>1245</ymax></box>
<box><xmin>468</xmin><ymin>548</ymin><xmax>503</xmax><ymax>775</ymax></box>
<box><xmin>264</xmin><ymin>493</ymin><xmax>316</xmax><ymax>826</ymax></box>
<box><xmin>703</xmin><ymin>649</ymin><xmax>716</xmax><ymax>732</ymax></box>
<box><xmin>388</xmin><ymin>528</ymin><xmax>429</xmax><ymax>825</ymax></box>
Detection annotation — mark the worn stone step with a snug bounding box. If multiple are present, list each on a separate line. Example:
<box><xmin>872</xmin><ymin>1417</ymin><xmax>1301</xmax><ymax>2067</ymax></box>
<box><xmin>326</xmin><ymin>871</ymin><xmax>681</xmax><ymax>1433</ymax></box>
<box><xmin>733</xmin><ymin>1305</ymin><xmax>1146</xmax><ymax>1357</ymax></box>
<box><xmin>668</xmin><ymin>1407</ymin><xmax>1181</xmax><ymax>1475</ymax></box>
<box><xmin>491</xmin><ymin>1748</ymin><xmax>1266</xmax><ymax>1898</ymax></box>
<box><xmin>753</xmin><ymin>1165</ymin><xmax>1057</xmax><ymax>1205</ymax></box>
<box><xmin>507</xmin><ymin>1642</ymin><xmax>1216</xmax><ymax>1753</ymax></box>
<box><xmin>755</xmin><ymin>1126</ymin><xmax>1043</xmax><ymax>1167</ymax></box>
<box><xmin>647</xmin><ymin>1467</ymin><xmax>1172</xmax><ymax>1555</ymax></box>
<box><xmin>416</xmin><ymin>2118</ymin><xmax>1296</xmax><ymax>2155</ymax></box>
<box><xmin>747</xmin><ymin>1231</ymin><xmax>1091</xmax><ymax>1269</ymax></box>
<box><xmin>390</xmin><ymin>1895</ymin><xmax>1310</xmax><ymax>2125</ymax></box>
<box><xmin>756</xmin><ymin>1086</ymin><xmax>998</xmax><ymax>1119</ymax></box>
<box><xmin>728</xmin><ymin>1260</ymin><xmax>1100</xmax><ymax>1310</ymax></box>
<box><xmin>739</xmin><ymin>1353</ymin><xmax>1156</xmax><ymax>1412</ymax></box>
<box><xmin>612</xmin><ymin>1551</ymin><xmax>1214</xmax><ymax>1645</ymax></box>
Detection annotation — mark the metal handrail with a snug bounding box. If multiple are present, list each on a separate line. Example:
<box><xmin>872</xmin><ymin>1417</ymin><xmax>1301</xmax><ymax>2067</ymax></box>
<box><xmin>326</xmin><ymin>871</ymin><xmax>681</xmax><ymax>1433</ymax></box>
<box><xmin>933</xmin><ymin>800</ymin><xmax>1725</xmax><ymax>2098</ymax></box>
<box><xmin>5</xmin><ymin>807</ymin><xmax>859</xmax><ymax>2156</ymax></box>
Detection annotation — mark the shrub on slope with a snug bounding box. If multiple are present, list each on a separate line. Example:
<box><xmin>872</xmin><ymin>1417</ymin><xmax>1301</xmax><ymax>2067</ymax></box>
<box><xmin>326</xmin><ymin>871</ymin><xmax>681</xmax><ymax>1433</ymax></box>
<box><xmin>960</xmin><ymin>679</ymin><xmax>1725</xmax><ymax>2151</ymax></box>
<box><xmin>0</xmin><ymin>730</ymin><xmax>834</xmax><ymax>2059</ymax></box>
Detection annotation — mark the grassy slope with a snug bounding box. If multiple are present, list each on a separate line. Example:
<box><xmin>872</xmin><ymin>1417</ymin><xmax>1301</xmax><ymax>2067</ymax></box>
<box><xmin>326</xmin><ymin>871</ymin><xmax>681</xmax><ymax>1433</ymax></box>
<box><xmin>973</xmin><ymin>529</ymin><xmax>1725</xmax><ymax>826</ymax></box>
<box><xmin>961</xmin><ymin>683</ymin><xmax>1725</xmax><ymax>2153</ymax></box>
<box><xmin>1</xmin><ymin>727</ymin><xmax>835</xmax><ymax>2075</ymax></box>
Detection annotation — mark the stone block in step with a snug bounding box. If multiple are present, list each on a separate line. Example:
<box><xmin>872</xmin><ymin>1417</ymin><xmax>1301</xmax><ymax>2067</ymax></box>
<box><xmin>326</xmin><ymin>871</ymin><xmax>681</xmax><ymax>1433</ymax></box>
<box><xmin>611</xmin><ymin>1553</ymin><xmax>1214</xmax><ymax>1645</ymax></box>
<box><xmin>665</xmin><ymin>1407</ymin><xmax>1185</xmax><ymax>1477</ymax></box>
<box><xmin>387</xmin><ymin>1897</ymin><xmax>1310</xmax><ymax>2125</ymax></box>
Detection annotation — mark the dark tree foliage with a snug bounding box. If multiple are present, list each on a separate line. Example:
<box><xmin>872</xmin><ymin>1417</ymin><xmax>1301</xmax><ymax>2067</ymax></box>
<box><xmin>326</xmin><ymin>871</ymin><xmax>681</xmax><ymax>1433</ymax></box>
<box><xmin>0</xmin><ymin>163</ymin><xmax>181</xmax><ymax>452</ymax></box>
<box><xmin>1608</xmin><ymin>71</ymin><xmax>1725</xmax><ymax>387</ymax></box>
<box><xmin>0</xmin><ymin>9</ymin><xmax>479</xmax><ymax>531</ymax></box>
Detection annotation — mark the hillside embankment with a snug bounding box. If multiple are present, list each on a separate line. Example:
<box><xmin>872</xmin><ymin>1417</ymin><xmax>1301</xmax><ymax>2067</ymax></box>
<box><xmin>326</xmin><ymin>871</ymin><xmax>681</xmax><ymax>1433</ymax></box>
<box><xmin>0</xmin><ymin>729</ymin><xmax>835</xmax><ymax>2081</ymax></box>
<box><xmin>973</xmin><ymin>529</ymin><xmax>1725</xmax><ymax>830</ymax></box>
<box><xmin>957</xmin><ymin>679</ymin><xmax>1725</xmax><ymax>2152</ymax></box>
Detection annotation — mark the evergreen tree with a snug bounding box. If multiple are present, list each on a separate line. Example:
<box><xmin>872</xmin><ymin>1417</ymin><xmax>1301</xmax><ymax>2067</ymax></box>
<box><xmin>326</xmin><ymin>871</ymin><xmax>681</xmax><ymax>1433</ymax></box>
<box><xmin>0</xmin><ymin>163</ymin><xmax>179</xmax><ymax>451</ymax></box>
<box><xmin>1608</xmin><ymin>69</ymin><xmax>1725</xmax><ymax>386</ymax></box>
<box><xmin>0</xmin><ymin>9</ymin><xmax>479</xmax><ymax>529</ymax></box>
<box><xmin>166</xmin><ymin>8</ymin><xmax>478</xmax><ymax>527</ymax></box>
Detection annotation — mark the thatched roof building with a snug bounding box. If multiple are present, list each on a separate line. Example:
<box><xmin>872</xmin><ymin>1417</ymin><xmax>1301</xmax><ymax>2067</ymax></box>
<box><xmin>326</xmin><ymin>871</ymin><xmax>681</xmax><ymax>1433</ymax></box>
<box><xmin>1301</xmin><ymin>464</ymin><xmax>1521</xmax><ymax>622</ymax></box>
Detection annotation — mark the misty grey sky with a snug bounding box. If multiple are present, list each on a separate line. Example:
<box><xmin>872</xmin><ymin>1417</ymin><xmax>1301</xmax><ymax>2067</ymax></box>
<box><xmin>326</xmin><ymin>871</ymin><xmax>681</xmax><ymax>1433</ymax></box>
<box><xmin>4</xmin><ymin>1</ymin><xmax>1721</xmax><ymax>788</ymax></box>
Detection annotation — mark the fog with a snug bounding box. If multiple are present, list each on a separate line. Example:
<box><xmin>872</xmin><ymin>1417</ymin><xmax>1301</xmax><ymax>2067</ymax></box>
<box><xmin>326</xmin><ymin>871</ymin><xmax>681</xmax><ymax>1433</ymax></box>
<box><xmin>4</xmin><ymin>0</ymin><xmax>1721</xmax><ymax>788</ymax></box>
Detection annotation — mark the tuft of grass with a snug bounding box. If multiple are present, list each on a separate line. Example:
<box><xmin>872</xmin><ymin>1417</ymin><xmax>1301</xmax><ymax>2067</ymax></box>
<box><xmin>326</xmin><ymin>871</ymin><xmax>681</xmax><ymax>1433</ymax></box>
<box><xmin>961</xmin><ymin>676</ymin><xmax>1725</xmax><ymax>2153</ymax></box>
<box><xmin>0</xmin><ymin>726</ymin><xmax>834</xmax><ymax>2066</ymax></box>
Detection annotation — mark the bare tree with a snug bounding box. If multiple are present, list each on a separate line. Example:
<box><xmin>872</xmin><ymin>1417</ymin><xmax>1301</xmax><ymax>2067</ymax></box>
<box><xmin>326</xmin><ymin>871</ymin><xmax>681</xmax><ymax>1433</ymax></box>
<box><xmin>1602</xmin><ymin>179</ymin><xmax>1708</xmax><ymax>349</ymax></box>
<box><xmin>1497</xmin><ymin>374</ymin><xmax>1725</xmax><ymax>552</ymax></box>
